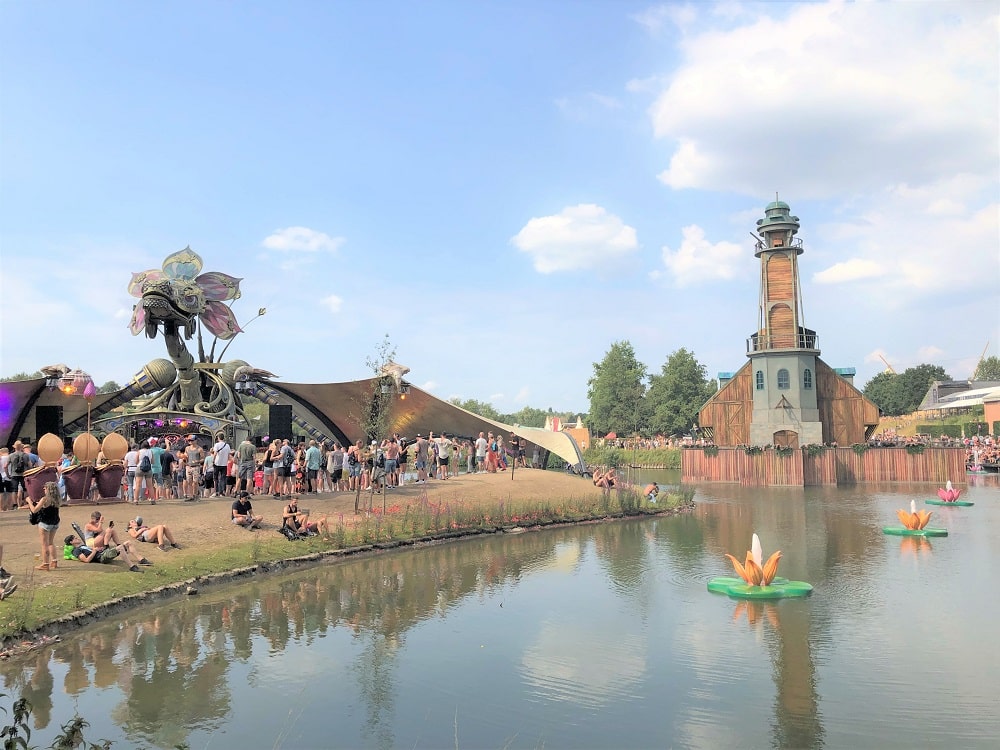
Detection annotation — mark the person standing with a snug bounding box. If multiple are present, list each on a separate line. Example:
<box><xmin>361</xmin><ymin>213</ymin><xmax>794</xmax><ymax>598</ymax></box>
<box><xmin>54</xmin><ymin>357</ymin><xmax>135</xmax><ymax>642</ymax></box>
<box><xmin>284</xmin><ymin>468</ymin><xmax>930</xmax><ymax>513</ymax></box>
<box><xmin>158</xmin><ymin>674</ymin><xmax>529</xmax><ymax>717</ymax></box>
<box><xmin>133</xmin><ymin>440</ymin><xmax>154</xmax><ymax>505</ymax></box>
<box><xmin>236</xmin><ymin>436</ymin><xmax>257</xmax><ymax>495</ymax></box>
<box><xmin>7</xmin><ymin>441</ymin><xmax>29</xmax><ymax>508</ymax></box>
<box><xmin>26</xmin><ymin>481</ymin><xmax>60</xmax><ymax>570</ymax></box>
<box><xmin>475</xmin><ymin>432</ymin><xmax>488</xmax><ymax>474</ymax></box>
<box><xmin>304</xmin><ymin>440</ymin><xmax>322</xmax><ymax>493</ymax></box>
<box><xmin>160</xmin><ymin>443</ymin><xmax>178</xmax><ymax>500</ymax></box>
<box><xmin>183</xmin><ymin>437</ymin><xmax>204</xmax><ymax>500</ymax></box>
<box><xmin>149</xmin><ymin>437</ymin><xmax>164</xmax><ymax>503</ymax></box>
<box><xmin>0</xmin><ymin>447</ymin><xmax>11</xmax><ymax>511</ymax></box>
<box><xmin>212</xmin><ymin>433</ymin><xmax>231</xmax><ymax>498</ymax></box>
<box><xmin>414</xmin><ymin>434</ymin><xmax>429</xmax><ymax>483</ymax></box>
<box><xmin>383</xmin><ymin>437</ymin><xmax>400</xmax><ymax>488</ymax></box>
<box><xmin>435</xmin><ymin>434</ymin><xmax>454</xmax><ymax>480</ymax></box>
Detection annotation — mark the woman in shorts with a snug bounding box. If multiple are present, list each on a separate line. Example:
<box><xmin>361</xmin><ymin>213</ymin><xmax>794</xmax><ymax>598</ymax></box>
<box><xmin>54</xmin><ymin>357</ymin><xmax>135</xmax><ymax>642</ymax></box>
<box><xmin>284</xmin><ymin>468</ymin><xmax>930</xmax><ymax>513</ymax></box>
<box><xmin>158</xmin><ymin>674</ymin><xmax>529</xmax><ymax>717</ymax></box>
<box><xmin>26</xmin><ymin>481</ymin><xmax>60</xmax><ymax>570</ymax></box>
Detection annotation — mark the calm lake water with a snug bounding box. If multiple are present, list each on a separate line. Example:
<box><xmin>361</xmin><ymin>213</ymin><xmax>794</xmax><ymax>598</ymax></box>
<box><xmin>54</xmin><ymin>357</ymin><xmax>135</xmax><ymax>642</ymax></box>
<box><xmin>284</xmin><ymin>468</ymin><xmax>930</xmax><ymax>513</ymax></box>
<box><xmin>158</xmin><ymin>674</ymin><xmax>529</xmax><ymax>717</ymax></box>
<box><xmin>3</xmin><ymin>473</ymin><xmax>999</xmax><ymax>749</ymax></box>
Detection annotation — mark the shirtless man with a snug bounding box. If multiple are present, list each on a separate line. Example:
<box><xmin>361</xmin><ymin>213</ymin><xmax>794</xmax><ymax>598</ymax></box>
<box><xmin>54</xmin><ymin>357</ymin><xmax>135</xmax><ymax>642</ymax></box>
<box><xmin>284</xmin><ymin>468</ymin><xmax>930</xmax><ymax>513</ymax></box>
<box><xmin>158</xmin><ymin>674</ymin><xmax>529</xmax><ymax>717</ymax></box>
<box><xmin>282</xmin><ymin>496</ymin><xmax>328</xmax><ymax>537</ymax></box>
<box><xmin>414</xmin><ymin>434</ymin><xmax>429</xmax><ymax>483</ymax></box>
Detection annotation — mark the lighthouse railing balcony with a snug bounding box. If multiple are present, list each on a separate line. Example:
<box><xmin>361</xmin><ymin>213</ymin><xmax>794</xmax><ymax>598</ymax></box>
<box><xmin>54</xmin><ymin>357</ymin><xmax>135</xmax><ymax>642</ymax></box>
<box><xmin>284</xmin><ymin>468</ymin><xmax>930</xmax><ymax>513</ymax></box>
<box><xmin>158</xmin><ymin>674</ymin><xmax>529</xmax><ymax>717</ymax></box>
<box><xmin>747</xmin><ymin>331</ymin><xmax>820</xmax><ymax>353</ymax></box>
<box><xmin>754</xmin><ymin>236</ymin><xmax>804</xmax><ymax>255</ymax></box>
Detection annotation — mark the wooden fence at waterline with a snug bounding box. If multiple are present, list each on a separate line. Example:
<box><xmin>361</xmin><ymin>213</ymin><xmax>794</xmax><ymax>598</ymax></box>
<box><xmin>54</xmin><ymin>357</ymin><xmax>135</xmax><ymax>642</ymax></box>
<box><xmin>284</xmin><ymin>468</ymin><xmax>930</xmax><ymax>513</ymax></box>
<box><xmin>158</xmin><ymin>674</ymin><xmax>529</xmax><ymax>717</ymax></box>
<box><xmin>681</xmin><ymin>447</ymin><xmax>966</xmax><ymax>487</ymax></box>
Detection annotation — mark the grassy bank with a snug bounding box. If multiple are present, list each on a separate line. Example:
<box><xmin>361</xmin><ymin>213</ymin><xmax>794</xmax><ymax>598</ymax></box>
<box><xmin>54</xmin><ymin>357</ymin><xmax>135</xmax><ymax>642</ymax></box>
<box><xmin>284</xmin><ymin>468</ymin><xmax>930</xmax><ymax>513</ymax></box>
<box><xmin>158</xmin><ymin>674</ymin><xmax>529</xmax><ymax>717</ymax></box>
<box><xmin>1</xmin><ymin>485</ymin><xmax>693</xmax><ymax>646</ymax></box>
<box><xmin>583</xmin><ymin>446</ymin><xmax>682</xmax><ymax>469</ymax></box>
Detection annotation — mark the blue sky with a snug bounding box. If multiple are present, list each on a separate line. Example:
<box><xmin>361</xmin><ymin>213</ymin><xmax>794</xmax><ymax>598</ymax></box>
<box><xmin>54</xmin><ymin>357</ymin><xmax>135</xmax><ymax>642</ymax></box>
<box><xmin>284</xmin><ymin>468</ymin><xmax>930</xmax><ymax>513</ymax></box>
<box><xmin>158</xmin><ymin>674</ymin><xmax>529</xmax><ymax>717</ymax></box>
<box><xmin>1</xmin><ymin>1</ymin><xmax>997</xmax><ymax>415</ymax></box>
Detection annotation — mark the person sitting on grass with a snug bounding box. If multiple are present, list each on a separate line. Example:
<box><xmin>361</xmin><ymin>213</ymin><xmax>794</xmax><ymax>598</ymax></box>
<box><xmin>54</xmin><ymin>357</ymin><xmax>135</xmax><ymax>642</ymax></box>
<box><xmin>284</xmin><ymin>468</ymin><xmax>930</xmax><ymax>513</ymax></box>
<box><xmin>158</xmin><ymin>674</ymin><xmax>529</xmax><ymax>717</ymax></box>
<box><xmin>127</xmin><ymin>516</ymin><xmax>181</xmax><ymax>551</ymax></box>
<box><xmin>232</xmin><ymin>491</ymin><xmax>263</xmax><ymax>529</ymax></box>
<box><xmin>84</xmin><ymin>510</ymin><xmax>129</xmax><ymax>550</ymax></box>
<box><xmin>63</xmin><ymin>534</ymin><xmax>152</xmax><ymax>572</ymax></box>
<box><xmin>282</xmin><ymin>496</ymin><xmax>328</xmax><ymax>537</ymax></box>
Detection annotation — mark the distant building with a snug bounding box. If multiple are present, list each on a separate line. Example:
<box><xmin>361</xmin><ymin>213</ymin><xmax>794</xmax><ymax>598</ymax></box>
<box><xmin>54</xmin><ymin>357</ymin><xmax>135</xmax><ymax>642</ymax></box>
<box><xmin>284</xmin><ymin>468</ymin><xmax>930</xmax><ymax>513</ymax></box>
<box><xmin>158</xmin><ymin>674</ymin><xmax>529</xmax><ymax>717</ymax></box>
<box><xmin>917</xmin><ymin>380</ymin><xmax>1000</xmax><ymax>413</ymax></box>
<box><xmin>697</xmin><ymin>199</ymin><xmax>879</xmax><ymax>447</ymax></box>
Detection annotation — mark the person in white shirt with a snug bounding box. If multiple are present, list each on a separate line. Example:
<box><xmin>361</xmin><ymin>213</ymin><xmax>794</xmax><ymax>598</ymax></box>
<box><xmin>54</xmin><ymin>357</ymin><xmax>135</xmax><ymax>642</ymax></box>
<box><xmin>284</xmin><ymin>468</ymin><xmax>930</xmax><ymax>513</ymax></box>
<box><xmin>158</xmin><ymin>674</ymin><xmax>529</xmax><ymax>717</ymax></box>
<box><xmin>435</xmin><ymin>435</ymin><xmax>454</xmax><ymax>479</ymax></box>
<box><xmin>211</xmin><ymin>435</ymin><xmax>231</xmax><ymax>498</ymax></box>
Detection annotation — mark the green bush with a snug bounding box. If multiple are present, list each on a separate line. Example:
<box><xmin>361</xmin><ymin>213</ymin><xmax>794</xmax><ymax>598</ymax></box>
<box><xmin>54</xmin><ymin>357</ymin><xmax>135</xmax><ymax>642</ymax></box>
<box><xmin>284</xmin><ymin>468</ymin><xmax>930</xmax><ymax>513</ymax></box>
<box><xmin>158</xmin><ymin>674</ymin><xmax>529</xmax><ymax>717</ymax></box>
<box><xmin>581</xmin><ymin>447</ymin><xmax>681</xmax><ymax>469</ymax></box>
<box><xmin>917</xmin><ymin>424</ymin><xmax>962</xmax><ymax>438</ymax></box>
<box><xmin>963</xmin><ymin>422</ymin><xmax>989</xmax><ymax>438</ymax></box>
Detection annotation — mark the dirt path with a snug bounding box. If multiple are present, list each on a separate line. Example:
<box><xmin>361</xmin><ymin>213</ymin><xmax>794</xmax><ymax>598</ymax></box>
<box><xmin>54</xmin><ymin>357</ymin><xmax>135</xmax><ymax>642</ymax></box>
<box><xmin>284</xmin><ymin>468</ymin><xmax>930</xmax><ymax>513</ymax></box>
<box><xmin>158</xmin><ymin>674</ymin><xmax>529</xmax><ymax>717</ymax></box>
<box><xmin>0</xmin><ymin>468</ymin><xmax>603</xmax><ymax>582</ymax></box>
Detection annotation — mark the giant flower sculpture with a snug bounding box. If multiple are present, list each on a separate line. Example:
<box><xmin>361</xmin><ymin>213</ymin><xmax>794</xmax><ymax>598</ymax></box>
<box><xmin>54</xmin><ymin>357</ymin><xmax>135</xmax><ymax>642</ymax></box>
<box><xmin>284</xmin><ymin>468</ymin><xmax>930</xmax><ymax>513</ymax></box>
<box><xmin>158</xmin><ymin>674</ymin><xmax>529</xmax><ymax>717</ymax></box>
<box><xmin>937</xmin><ymin>481</ymin><xmax>962</xmax><ymax>503</ymax></box>
<box><xmin>725</xmin><ymin>533</ymin><xmax>782</xmax><ymax>587</ymax></box>
<box><xmin>883</xmin><ymin>500</ymin><xmax>949</xmax><ymax>537</ymax></box>
<box><xmin>128</xmin><ymin>247</ymin><xmax>243</xmax><ymax>341</ymax></box>
<box><xmin>897</xmin><ymin>500</ymin><xmax>932</xmax><ymax>530</ymax></box>
<box><xmin>708</xmin><ymin>533</ymin><xmax>812</xmax><ymax>600</ymax></box>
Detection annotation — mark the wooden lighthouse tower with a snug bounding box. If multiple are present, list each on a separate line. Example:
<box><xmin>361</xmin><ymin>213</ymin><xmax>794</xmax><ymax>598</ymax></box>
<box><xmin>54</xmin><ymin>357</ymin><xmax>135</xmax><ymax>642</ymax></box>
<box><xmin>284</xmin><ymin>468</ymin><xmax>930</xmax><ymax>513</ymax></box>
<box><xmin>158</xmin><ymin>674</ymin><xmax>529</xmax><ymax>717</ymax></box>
<box><xmin>747</xmin><ymin>198</ymin><xmax>823</xmax><ymax>447</ymax></box>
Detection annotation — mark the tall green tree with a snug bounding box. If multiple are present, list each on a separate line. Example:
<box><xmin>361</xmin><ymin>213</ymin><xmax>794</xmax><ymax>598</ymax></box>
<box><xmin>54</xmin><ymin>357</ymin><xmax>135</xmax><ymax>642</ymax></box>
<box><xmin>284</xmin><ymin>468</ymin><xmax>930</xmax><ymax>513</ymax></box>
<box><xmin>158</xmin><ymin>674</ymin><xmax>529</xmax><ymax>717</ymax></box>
<box><xmin>646</xmin><ymin>348</ymin><xmax>717</xmax><ymax>436</ymax></box>
<box><xmin>863</xmin><ymin>363</ymin><xmax>949</xmax><ymax>416</ymax></box>
<box><xmin>97</xmin><ymin>380</ymin><xmax>121</xmax><ymax>393</ymax></box>
<box><xmin>0</xmin><ymin>371</ymin><xmax>41</xmax><ymax>382</ymax></box>
<box><xmin>449</xmin><ymin>398</ymin><xmax>503</xmax><ymax>421</ymax></box>
<box><xmin>587</xmin><ymin>340</ymin><xmax>647</xmax><ymax>436</ymax></box>
<box><xmin>505</xmin><ymin>406</ymin><xmax>551</xmax><ymax>428</ymax></box>
<box><xmin>973</xmin><ymin>355</ymin><xmax>1000</xmax><ymax>381</ymax></box>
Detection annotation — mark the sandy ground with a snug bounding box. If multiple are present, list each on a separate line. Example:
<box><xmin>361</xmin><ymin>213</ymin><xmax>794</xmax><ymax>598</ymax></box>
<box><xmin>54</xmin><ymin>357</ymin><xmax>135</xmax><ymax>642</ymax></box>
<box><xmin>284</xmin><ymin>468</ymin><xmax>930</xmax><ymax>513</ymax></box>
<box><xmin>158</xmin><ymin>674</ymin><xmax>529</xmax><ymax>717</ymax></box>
<box><xmin>0</xmin><ymin>467</ymin><xmax>604</xmax><ymax>582</ymax></box>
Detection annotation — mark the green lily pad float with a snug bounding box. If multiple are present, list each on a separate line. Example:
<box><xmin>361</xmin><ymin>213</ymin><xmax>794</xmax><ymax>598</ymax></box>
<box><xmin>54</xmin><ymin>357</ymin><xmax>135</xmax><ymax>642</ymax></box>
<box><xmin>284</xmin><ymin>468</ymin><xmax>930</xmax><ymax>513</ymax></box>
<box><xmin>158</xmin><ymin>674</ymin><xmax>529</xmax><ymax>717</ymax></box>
<box><xmin>708</xmin><ymin>576</ymin><xmax>813</xmax><ymax>599</ymax></box>
<box><xmin>882</xmin><ymin>526</ymin><xmax>948</xmax><ymax>537</ymax></box>
<box><xmin>924</xmin><ymin>499</ymin><xmax>974</xmax><ymax>507</ymax></box>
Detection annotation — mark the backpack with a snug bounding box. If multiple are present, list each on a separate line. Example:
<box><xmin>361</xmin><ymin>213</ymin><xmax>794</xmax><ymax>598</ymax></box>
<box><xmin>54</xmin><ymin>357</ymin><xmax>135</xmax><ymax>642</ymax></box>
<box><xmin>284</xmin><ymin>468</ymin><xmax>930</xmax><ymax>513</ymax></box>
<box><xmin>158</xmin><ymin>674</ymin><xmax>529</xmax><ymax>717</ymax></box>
<box><xmin>348</xmin><ymin>452</ymin><xmax>358</xmax><ymax>466</ymax></box>
<box><xmin>139</xmin><ymin>453</ymin><xmax>152</xmax><ymax>473</ymax></box>
<box><xmin>9</xmin><ymin>451</ymin><xmax>27</xmax><ymax>475</ymax></box>
<box><xmin>278</xmin><ymin>525</ymin><xmax>300</xmax><ymax>541</ymax></box>
<box><xmin>282</xmin><ymin>449</ymin><xmax>294</xmax><ymax>469</ymax></box>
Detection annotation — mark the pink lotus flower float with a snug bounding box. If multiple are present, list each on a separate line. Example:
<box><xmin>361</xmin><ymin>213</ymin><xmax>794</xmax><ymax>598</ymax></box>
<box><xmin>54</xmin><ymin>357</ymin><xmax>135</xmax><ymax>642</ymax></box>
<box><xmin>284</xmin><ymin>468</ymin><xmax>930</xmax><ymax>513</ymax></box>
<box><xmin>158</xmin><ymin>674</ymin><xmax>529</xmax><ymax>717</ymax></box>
<box><xmin>926</xmin><ymin>481</ymin><xmax>974</xmax><ymax>507</ymax></box>
<box><xmin>708</xmin><ymin>533</ymin><xmax>813</xmax><ymax>600</ymax></box>
<box><xmin>883</xmin><ymin>500</ymin><xmax>949</xmax><ymax>537</ymax></box>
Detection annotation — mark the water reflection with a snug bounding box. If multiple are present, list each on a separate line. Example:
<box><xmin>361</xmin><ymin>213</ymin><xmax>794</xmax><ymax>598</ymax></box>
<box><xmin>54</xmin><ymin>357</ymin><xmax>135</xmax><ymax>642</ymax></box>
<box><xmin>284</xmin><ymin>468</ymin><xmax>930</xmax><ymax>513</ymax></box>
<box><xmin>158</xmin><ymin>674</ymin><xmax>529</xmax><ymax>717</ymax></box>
<box><xmin>1</xmin><ymin>477</ymin><xmax>997</xmax><ymax>749</ymax></box>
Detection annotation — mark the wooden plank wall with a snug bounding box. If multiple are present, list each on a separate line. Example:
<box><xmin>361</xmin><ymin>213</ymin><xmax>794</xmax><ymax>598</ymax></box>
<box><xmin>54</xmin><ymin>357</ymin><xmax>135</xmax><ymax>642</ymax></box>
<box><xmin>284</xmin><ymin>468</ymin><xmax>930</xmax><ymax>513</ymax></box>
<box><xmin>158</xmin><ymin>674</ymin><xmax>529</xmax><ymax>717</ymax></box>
<box><xmin>682</xmin><ymin>447</ymin><xmax>965</xmax><ymax>486</ymax></box>
<box><xmin>831</xmin><ymin>447</ymin><xmax>965</xmax><ymax>484</ymax></box>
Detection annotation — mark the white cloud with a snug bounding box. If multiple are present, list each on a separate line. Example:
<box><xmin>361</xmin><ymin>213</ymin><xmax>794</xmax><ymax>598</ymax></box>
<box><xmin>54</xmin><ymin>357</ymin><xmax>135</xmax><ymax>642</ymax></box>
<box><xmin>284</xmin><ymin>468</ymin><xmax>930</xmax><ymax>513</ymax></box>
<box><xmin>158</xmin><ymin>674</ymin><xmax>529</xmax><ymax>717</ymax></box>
<box><xmin>659</xmin><ymin>224</ymin><xmax>745</xmax><ymax>286</ymax></box>
<box><xmin>488</xmin><ymin>392</ymin><xmax>504</xmax><ymax>403</ymax></box>
<box><xmin>650</xmin><ymin>2</ymin><xmax>998</xmax><ymax>198</ymax></box>
<box><xmin>319</xmin><ymin>295</ymin><xmax>343</xmax><ymax>314</ymax></box>
<box><xmin>512</xmin><ymin>204</ymin><xmax>638</xmax><ymax>273</ymax></box>
<box><xmin>814</xmin><ymin>258</ymin><xmax>884</xmax><ymax>284</ymax></box>
<box><xmin>917</xmin><ymin>346</ymin><xmax>945</xmax><ymax>361</ymax></box>
<box><xmin>262</xmin><ymin>226</ymin><xmax>345</xmax><ymax>254</ymax></box>
<box><xmin>631</xmin><ymin>4</ymin><xmax>696</xmax><ymax>35</ymax></box>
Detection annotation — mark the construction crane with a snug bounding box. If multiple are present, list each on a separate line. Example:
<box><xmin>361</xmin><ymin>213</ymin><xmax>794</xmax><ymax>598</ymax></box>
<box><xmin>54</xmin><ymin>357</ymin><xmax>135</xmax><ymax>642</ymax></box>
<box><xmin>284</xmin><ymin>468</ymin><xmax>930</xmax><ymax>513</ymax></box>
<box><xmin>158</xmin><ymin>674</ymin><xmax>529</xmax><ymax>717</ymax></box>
<box><xmin>972</xmin><ymin>341</ymin><xmax>989</xmax><ymax>380</ymax></box>
<box><xmin>878</xmin><ymin>355</ymin><xmax>897</xmax><ymax>374</ymax></box>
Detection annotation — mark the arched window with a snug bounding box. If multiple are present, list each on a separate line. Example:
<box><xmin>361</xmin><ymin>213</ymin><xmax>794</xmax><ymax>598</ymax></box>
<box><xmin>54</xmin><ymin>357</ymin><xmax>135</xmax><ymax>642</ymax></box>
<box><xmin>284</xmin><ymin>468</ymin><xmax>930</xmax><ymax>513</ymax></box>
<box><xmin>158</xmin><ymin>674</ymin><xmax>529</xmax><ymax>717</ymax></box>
<box><xmin>755</xmin><ymin>370</ymin><xmax>764</xmax><ymax>390</ymax></box>
<box><xmin>803</xmin><ymin>368</ymin><xmax>813</xmax><ymax>389</ymax></box>
<box><xmin>777</xmin><ymin>368</ymin><xmax>790</xmax><ymax>390</ymax></box>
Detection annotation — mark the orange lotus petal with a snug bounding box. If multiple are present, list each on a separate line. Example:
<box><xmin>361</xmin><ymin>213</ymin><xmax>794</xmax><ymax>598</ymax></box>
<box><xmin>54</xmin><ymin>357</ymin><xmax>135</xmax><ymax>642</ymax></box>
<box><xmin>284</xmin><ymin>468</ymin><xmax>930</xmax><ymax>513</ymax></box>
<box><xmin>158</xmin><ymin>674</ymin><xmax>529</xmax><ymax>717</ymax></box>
<box><xmin>897</xmin><ymin>509</ymin><xmax>914</xmax><ymax>528</ymax></box>
<box><xmin>744</xmin><ymin>552</ymin><xmax>764</xmax><ymax>585</ymax></box>
<box><xmin>725</xmin><ymin>553</ymin><xmax>751</xmax><ymax>584</ymax></box>
<box><xmin>761</xmin><ymin>550</ymin><xmax>782</xmax><ymax>585</ymax></box>
<box><xmin>916</xmin><ymin>510</ymin><xmax>932</xmax><ymax>529</ymax></box>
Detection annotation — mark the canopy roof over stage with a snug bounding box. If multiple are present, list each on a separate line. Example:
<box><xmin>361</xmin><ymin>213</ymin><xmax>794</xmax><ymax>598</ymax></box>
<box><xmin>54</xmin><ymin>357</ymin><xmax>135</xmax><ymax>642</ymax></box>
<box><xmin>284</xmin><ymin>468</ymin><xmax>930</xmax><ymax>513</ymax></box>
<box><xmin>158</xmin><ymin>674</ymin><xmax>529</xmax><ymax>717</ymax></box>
<box><xmin>1</xmin><ymin>375</ymin><xmax>586</xmax><ymax>472</ymax></box>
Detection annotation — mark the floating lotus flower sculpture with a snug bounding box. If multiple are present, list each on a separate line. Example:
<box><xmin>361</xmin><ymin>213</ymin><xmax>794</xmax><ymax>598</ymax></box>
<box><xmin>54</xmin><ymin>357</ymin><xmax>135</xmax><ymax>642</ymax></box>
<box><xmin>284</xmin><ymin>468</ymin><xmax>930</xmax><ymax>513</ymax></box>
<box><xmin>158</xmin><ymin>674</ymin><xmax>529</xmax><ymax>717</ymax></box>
<box><xmin>724</xmin><ymin>533</ymin><xmax>782</xmax><ymax>587</ymax></box>
<box><xmin>883</xmin><ymin>500</ymin><xmax>949</xmax><ymax>537</ymax></box>
<box><xmin>936</xmin><ymin>481</ymin><xmax>962</xmax><ymax>503</ymax></box>
<box><xmin>897</xmin><ymin>500</ymin><xmax>932</xmax><ymax>530</ymax></box>
<box><xmin>927</xmin><ymin>480</ymin><xmax>973</xmax><ymax>507</ymax></box>
<box><xmin>708</xmin><ymin>533</ymin><xmax>812</xmax><ymax>600</ymax></box>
